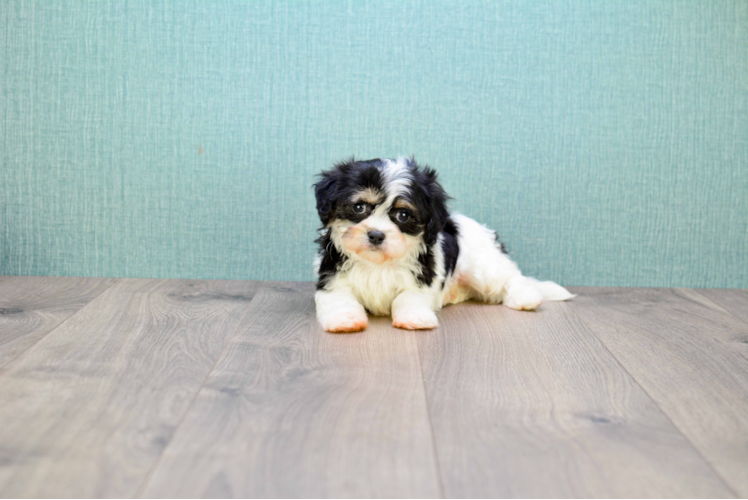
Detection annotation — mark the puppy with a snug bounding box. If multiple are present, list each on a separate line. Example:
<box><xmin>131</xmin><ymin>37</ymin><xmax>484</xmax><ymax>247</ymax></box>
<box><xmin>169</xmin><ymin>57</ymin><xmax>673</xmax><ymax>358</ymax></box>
<box><xmin>313</xmin><ymin>157</ymin><xmax>574</xmax><ymax>332</ymax></box>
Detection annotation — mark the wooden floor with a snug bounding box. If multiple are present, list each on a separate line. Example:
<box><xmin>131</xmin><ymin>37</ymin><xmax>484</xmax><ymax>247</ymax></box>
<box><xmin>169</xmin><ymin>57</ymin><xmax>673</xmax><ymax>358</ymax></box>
<box><xmin>0</xmin><ymin>277</ymin><xmax>746</xmax><ymax>498</ymax></box>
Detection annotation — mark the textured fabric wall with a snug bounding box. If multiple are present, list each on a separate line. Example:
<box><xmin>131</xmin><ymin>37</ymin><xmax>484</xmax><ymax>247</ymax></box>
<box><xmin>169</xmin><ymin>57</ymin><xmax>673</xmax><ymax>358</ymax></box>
<box><xmin>1</xmin><ymin>1</ymin><xmax>746</xmax><ymax>287</ymax></box>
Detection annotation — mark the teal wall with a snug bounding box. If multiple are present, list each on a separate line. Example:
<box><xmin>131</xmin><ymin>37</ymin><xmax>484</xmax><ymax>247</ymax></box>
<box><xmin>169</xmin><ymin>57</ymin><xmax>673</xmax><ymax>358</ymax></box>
<box><xmin>1</xmin><ymin>1</ymin><xmax>747</xmax><ymax>287</ymax></box>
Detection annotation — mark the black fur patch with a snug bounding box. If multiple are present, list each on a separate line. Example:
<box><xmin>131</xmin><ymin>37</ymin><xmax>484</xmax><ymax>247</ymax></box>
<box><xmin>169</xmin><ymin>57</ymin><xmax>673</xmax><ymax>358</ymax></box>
<box><xmin>493</xmin><ymin>231</ymin><xmax>508</xmax><ymax>254</ymax></box>
<box><xmin>314</xmin><ymin>158</ymin><xmax>385</xmax><ymax>225</ymax></box>
<box><xmin>403</xmin><ymin>159</ymin><xmax>450</xmax><ymax>245</ymax></box>
<box><xmin>440</xmin><ymin>217</ymin><xmax>460</xmax><ymax>288</ymax></box>
<box><xmin>316</xmin><ymin>229</ymin><xmax>347</xmax><ymax>290</ymax></box>
<box><xmin>416</xmin><ymin>246</ymin><xmax>436</xmax><ymax>287</ymax></box>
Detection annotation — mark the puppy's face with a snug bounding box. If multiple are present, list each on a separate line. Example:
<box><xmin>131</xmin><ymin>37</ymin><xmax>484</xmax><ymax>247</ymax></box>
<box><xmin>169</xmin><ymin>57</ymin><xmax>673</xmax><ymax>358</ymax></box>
<box><xmin>332</xmin><ymin>192</ymin><xmax>418</xmax><ymax>264</ymax></box>
<box><xmin>315</xmin><ymin>158</ymin><xmax>448</xmax><ymax>264</ymax></box>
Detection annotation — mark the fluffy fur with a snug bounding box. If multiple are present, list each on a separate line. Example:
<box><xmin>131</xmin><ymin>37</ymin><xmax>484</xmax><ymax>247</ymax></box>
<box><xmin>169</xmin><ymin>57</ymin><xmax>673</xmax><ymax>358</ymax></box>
<box><xmin>313</xmin><ymin>157</ymin><xmax>574</xmax><ymax>332</ymax></box>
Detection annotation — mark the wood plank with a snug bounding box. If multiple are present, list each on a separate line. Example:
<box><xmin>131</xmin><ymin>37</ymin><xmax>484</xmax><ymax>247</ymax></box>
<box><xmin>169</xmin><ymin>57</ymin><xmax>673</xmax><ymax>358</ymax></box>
<box><xmin>0</xmin><ymin>278</ymin><xmax>260</xmax><ymax>498</ymax></box>
<box><xmin>568</xmin><ymin>287</ymin><xmax>748</xmax><ymax>497</ymax></box>
<box><xmin>0</xmin><ymin>276</ymin><xmax>116</xmax><ymax>369</ymax></box>
<box><xmin>690</xmin><ymin>288</ymin><xmax>748</xmax><ymax>325</ymax></box>
<box><xmin>142</xmin><ymin>285</ymin><xmax>441</xmax><ymax>498</ymax></box>
<box><xmin>418</xmin><ymin>300</ymin><xmax>733</xmax><ymax>498</ymax></box>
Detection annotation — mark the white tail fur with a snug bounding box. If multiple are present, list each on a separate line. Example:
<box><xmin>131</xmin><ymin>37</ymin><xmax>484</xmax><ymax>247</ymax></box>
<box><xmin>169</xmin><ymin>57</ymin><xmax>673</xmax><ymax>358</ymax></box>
<box><xmin>527</xmin><ymin>278</ymin><xmax>576</xmax><ymax>301</ymax></box>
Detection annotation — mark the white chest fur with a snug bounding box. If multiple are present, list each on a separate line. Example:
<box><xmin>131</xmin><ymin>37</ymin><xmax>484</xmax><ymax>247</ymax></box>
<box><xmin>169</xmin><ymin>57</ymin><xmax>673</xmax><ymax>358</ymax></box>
<box><xmin>333</xmin><ymin>258</ymin><xmax>422</xmax><ymax>316</ymax></box>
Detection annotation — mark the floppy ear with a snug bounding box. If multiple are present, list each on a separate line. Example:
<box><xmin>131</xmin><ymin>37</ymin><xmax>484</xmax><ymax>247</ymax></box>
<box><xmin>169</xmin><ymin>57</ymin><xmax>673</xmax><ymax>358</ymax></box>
<box><xmin>314</xmin><ymin>168</ymin><xmax>340</xmax><ymax>226</ymax></box>
<box><xmin>422</xmin><ymin>168</ymin><xmax>450</xmax><ymax>246</ymax></box>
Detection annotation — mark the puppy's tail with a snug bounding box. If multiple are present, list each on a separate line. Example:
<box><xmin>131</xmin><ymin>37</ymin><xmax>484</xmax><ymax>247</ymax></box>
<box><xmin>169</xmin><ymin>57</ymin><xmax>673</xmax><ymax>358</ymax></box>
<box><xmin>527</xmin><ymin>277</ymin><xmax>576</xmax><ymax>301</ymax></box>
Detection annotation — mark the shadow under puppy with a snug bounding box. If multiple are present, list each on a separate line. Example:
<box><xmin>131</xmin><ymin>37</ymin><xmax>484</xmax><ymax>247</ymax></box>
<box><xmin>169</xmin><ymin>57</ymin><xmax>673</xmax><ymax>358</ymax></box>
<box><xmin>314</xmin><ymin>157</ymin><xmax>574</xmax><ymax>332</ymax></box>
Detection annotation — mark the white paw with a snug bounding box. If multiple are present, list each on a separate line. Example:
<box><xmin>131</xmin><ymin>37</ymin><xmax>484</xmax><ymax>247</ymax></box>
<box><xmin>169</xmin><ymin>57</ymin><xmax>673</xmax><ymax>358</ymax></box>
<box><xmin>503</xmin><ymin>285</ymin><xmax>543</xmax><ymax>311</ymax></box>
<box><xmin>392</xmin><ymin>307</ymin><xmax>439</xmax><ymax>330</ymax></box>
<box><xmin>321</xmin><ymin>309</ymin><xmax>369</xmax><ymax>333</ymax></box>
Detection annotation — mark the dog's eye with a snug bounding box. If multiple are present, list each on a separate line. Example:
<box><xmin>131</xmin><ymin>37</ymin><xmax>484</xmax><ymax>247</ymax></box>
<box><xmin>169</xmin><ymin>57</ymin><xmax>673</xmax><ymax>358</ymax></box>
<box><xmin>353</xmin><ymin>203</ymin><xmax>366</xmax><ymax>214</ymax></box>
<box><xmin>396</xmin><ymin>209</ymin><xmax>410</xmax><ymax>223</ymax></box>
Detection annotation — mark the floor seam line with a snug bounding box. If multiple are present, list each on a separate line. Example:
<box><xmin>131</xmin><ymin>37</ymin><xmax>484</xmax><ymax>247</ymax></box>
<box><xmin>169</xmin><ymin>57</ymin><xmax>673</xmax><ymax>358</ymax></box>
<box><xmin>0</xmin><ymin>277</ymin><xmax>120</xmax><ymax>376</ymax></box>
<box><xmin>566</xmin><ymin>294</ymin><xmax>740</xmax><ymax>498</ymax></box>
<box><xmin>133</xmin><ymin>288</ymin><xmax>263</xmax><ymax>498</ymax></box>
<box><xmin>415</xmin><ymin>332</ymin><xmax>446</xmax><ymax>499</ymax></box>
<box><xmin>687</xmin><ymin>288</ymin><xmax>748</xmax><ymax>328</ymax></box>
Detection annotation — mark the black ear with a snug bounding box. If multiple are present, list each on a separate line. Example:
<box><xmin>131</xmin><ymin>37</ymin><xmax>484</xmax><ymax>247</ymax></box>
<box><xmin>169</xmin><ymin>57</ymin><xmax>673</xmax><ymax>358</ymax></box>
<box><xmin>422</xmin><ymin>168</ymin><xmax>450</xmax><ymax>246</ymax></box>
<box><xmin>314</xmin><ymin>168</ymin><xmax>340</xmax><ymax>225</ymax></box>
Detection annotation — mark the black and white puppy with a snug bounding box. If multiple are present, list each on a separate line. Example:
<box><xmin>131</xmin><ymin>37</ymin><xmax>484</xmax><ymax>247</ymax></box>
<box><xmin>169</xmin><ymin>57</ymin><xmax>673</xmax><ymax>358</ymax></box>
<box><xmin>313</xmin><ymin>157</ymin><xmax>574</xmax><ymax>332</ymax></box>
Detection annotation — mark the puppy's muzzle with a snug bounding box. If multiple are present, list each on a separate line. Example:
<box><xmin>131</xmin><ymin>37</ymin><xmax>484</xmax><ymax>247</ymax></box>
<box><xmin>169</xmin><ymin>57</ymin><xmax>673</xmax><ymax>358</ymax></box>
<box><xmin>367</xmin><ymin>230</ymin><xmax>385</xmax><ymax>246</ymax></box>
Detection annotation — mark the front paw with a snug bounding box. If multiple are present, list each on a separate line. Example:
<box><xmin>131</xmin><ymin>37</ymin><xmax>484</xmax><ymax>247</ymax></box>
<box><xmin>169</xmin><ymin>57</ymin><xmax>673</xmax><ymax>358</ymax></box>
<box><xmin>392</xmin><ymin>308</ymin><xmax>438</xmax><ymax>330</ymax></box>
<box><xmin>321</xmin><ymin>309</ymin><xmax>369</xmax><ymax>333</ymax></box>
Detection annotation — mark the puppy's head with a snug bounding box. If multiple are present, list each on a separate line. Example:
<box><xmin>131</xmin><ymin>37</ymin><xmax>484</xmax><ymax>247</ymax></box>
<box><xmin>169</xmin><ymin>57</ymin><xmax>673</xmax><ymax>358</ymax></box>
<box><xmin>314</xmin><ymin>157</ymin><xmax>449</xmax><ymax>264</ymax></box>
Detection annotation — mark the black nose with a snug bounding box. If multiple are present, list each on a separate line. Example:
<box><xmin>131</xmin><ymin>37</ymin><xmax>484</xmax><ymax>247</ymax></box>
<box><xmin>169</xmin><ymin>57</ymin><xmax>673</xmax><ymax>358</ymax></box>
<box><xmin>367</xmin><ymin>230</ymin><xmax>385</xmax><ymax>246</ymax></box>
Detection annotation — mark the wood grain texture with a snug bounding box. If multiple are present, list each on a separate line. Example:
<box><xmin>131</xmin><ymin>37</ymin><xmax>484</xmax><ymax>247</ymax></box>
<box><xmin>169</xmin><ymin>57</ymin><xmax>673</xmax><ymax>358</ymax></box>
<box><xmin>0</xmin><ymin>278</ymin><xmax>260</xmax><ymax>498</ymax></box>
<box><xmin>690</xmin><ymin>288</ymin><xmax>748</xmax><ymax>325</ymax></box>
<box><xmin>0</xmin><ymin>275</ymin><xmax>116</xmax><ymax>369</ymax></box>
<box><xmin>142</xmin><ymin>285</ymin><xmax>441</xmax><ymax>498</ymax></box>
<box><xmin>418</xmin><ymin>300</ymin><xmax>733</xmax><ymax>498</ymax></box>
<box><xmin>568</xmin><ymin>287</ymin><xmax>748</xmax><ymax>497</ymax></box>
